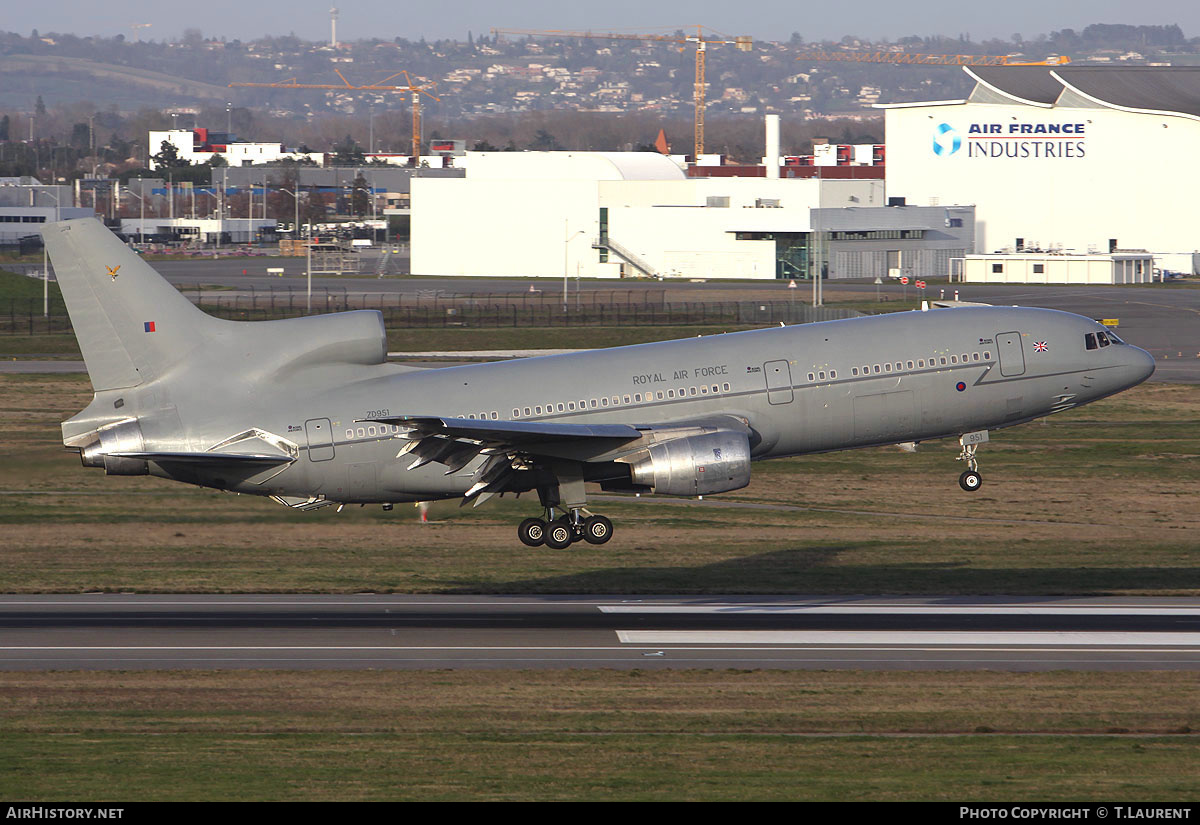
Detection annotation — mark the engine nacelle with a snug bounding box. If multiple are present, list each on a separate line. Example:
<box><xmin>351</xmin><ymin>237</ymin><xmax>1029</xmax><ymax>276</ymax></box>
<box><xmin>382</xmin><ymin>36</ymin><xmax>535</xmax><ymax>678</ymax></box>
<box><xmin>79</xmin><ymin>419</ymin><xmax>149</xmax><ymax>476</ymax></box>
<box><xmin>624</xmin><ymin>431</ymin><xmax>751</xmax><ymax>497</ymax></box>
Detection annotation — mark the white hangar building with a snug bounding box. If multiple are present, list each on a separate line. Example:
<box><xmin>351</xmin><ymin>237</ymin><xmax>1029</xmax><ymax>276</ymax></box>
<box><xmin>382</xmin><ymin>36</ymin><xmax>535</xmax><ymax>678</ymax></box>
<box><xmin>411</xmin><ymin>151</ymin><xmax>973</xmax><ymax>280</ymax></box>
<box><xmin>880</xmin><ymin>66</ymin><xmax>1200</xmax><ymax>274</ymax></box>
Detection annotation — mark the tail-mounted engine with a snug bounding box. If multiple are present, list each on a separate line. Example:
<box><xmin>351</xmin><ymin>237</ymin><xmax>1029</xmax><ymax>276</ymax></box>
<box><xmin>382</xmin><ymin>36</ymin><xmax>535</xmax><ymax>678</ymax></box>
<box><xmin>79</xmin><ymin>419</ymin><xmax>148</xmax><ymax>476</ymax></box>
<box><xmin>622</xmin><ymin>431</ymin><xmax>751</xmax><ymax>496</ymax></box>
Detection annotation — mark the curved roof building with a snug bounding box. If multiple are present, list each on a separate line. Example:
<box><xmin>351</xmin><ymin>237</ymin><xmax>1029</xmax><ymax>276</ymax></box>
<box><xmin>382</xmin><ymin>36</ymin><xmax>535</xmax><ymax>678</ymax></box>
<box><xmin>879</xmin><ymin>66</ymin><xmax>1200</xmax><ymax>272</ymax></box>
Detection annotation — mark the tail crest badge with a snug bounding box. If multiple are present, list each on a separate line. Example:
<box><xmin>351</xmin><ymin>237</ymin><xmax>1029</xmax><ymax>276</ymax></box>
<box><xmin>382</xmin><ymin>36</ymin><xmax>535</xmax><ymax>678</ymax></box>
<box><xmin>107</xmin><ymin>265</ymin><xmax>121</xmax><ymax>281</ymax></box>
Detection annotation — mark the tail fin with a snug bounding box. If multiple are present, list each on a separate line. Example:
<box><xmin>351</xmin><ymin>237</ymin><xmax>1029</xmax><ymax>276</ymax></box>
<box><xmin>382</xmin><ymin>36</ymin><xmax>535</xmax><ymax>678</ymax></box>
<box><xmin>43</xmin><ymin>218</ymin><xmax>219</xmax><ymax>391</ymax></box>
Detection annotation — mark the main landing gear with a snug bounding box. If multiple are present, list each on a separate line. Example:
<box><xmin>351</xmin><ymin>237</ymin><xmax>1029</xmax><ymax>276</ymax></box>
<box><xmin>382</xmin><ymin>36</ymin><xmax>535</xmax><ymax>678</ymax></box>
<box><xmin>518</xmin><ymin>509</ymin><xmax>614</xmax><ymax>549</ymax></box>
<box><xmin>956</xmin><ymin>430</ymin><xmax>988</xmax><ymax>492</ymax></box>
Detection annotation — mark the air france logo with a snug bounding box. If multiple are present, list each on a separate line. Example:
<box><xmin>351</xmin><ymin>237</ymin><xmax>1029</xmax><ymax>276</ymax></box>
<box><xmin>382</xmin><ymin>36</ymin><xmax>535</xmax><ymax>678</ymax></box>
<box><xmin>932</xmin><ymin>123</ymin><xmax>961</xmax><ymax>156</ymax></box>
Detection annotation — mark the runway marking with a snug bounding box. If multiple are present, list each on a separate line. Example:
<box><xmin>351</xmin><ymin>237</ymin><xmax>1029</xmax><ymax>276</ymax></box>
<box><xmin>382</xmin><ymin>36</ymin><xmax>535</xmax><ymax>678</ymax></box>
<box><xmin>615</xmin><ymin>631</ymin><xmax>1200</xmax><ymax>646</ymax></box>
<box><xmin>600</xmin><ymin>606</ymin><xmax>1200</xmax><ymax>616</ymax></box>
<box><xmin>2</xmin><ymin>645</ymin><xmax>1200</xmax><ymax>657</ymax></box>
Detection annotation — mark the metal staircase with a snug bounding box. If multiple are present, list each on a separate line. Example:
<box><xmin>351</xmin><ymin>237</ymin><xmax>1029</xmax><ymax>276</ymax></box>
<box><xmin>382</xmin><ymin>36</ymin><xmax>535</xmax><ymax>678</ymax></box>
<box><xmin>592</xmin><ymin>236</ymin><xmax>658</xmax><ymax>279</ymax></box>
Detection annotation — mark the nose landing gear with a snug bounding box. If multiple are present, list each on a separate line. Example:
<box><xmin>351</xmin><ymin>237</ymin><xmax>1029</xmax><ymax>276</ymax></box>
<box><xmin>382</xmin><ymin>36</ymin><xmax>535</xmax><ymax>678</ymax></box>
<box><xmin>956</xmin><ymin>430</ymin><xmax>988</xmax><ymax>492</ymax></box>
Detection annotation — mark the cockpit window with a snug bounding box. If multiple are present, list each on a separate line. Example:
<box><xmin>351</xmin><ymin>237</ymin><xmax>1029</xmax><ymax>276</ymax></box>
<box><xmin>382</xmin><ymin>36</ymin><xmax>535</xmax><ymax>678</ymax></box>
<box><xmin>1107</xmin><ymin>330</ymin><xmax>1125</xmax><ymax>344</ymax></box>
<box><xmin>1085</xmin><ymin>333</ymin><xmax>1097</xmax><ymax>350</ymax></box>
<box><xmin>1097</xmin><ymin>331</ymin><xmax>1110</xmax><ymax>347</ymax></box>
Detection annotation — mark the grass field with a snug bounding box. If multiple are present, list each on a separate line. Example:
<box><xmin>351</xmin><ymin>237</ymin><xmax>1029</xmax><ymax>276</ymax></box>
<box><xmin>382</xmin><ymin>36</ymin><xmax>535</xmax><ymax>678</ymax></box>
<box><xmin>1</xmin><ymin>373</ymin><xmax>1197</xmax><ymax>594</ymax></box>
<box><xmin>1</xmin><ymin>671</ymin><xmax>1196</xmax><ymax>801</ymax></box>
<box><xmin>1</xmin><ymin>373</ymin><xmax>1198</xmax><ymax>801</ymax></box>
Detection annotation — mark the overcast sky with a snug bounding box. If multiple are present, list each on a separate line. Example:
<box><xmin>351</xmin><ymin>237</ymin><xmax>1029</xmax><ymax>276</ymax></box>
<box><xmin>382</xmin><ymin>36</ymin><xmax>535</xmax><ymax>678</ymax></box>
<box><xmin>7</xmin><ymin>1</ymin><xmax>1199</xmax><ymax>45</ymax></box>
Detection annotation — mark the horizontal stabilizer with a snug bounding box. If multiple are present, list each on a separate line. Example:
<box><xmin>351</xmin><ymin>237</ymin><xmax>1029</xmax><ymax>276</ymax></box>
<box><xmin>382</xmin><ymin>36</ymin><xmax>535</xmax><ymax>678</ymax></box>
<box><xmin>363</xmin><ymin>416</ymin><xmax>642</xmax><ymax>444</ymax></box>
<box><xmin>108</xmin><ymin>451</ymin><xmax>294</xmax><ymax>465</ymax></box>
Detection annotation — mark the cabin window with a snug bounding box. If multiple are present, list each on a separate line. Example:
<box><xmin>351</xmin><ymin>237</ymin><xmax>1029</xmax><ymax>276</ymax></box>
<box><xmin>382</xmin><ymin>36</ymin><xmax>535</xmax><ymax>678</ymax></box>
<box><xmin>984</xmin><ymin>351</ymin><xmax>991</xmax><ymax>359</ymax></box>
<box><xmin>884</xmin><ymin>363</ymin><xmax>892</xmax><ymax>373</ymax></box>
<box><xmin>634</xmin><ymin>393</ymin><xmax>642</xmax><ymax>402</ymax></box>
<box><xmin>513</xmin><ymin>409</ymin><xmax>520</xmax><ymax>418</ymax></box>
<box><xmin>535</xmin><ymin>406</ymin><xmax>543</xmax><ymax>414</ymax></box>
<box><xmin>667</xmin><ymin>390</ymin><xmax>675</xmax><ymax>399</ymax></box>
<box><xmin>950</xmin><ymin>356</ymin><xmax>958</xmax><ymax>364</ymax></box>
<box><xmin>613</xmin><ymin>396</ymin><xmax>620</xmax><ymax>406</ymax></box>
<box><xmin>918</xmin><ymin>360</ymin><xmax>925</xmax><ymax>368</ymax></box>
<box><xmin>852</xmin><ymin>367</ymin><xmax>859</xmax><ymax>376</ymax></box>
<box><xmin>873</xmin><ymin>365</ymin><xmax>881</xmax><ymax>374</ymax></box>
<box><xmin>961</xmin><ymin>353</ymin><xmax>968</xmax><ymax>362</ymax></box>
<box><xmin>907</xmin><ymin>360</ymin><xmax>914</xmax><ymax>370</ymax></box>
<box><xmin>345</xmin><ymin>429</ymin><xmax>354</xmax><ymax>439</ymax></box>
<box><xmin>808</xmin><ymin>372</ymin><xmax>815</xmax><ymax>382</ymax></box>
<box><xmin>711</xmin><ymin>384</ymin><xmax>719</xmax><ymax>393</ymax></box>
<box><xmin>623</xmin><ymin>395</ymin><xmax>632</xmax><ymax>404</ymax></box>
<box><xmin>555</xmin><ymin>403</ymin><xmax>563</xmax><ymax>413</ymax></box>
<box><xmin>818</xmin><ymin>371</ymin><xmax>826</xmax><ymax>380</ymax></box>
<box><xmin>700</xmin><ymin>386</ymin><xmax>708</xmax><ymax>395</ymax></box>
<box><xmin>524</xmin><ymin>407</ymin><xmax>532</xmax><ymax>416</ymax></box>
<box><xmin>723</xmin><ymin>383</ymin><xmax>730</xmax><ymax>392</ymax></box>
<box><xmin>829</xmin><ymin>371</ymin><xmax>836</xmax><ymax>380</ymax></box>
<box><xmin>601</xmin><ymin>398</ymin><xmax>609</xmax><ymax>407</ymax></box>
<box><xmin>689</xmin><ymin>387</ymin><xmax>698</xmax><ymax>396</ymax></box>
<box><xmin>491</xmin><ymin>412</ymin><xmax>499</xmax><ymax>420</ymax></box>
<box><xmin>590</xmin><ymin>400</ymin><xmax>597</xmax><ymax>408</ymax></box>
<box><xmin>367</xmin><ymin>426</ymin><xmax>376</xmax><ymax>436</ymax></box>
<box><xmin>940</xmin><ymin>357</ymin><xmax>948</xmax><ymax>365</ymax></box>
<box><xmin>356</xmin><ymin>427</ymin><xmax>365</xmax><ymax>438</ymax></box>
<box><xmin>658</xmin><ymin>391</ymin><xmax>665</xmax><ymax>400</ymax></box>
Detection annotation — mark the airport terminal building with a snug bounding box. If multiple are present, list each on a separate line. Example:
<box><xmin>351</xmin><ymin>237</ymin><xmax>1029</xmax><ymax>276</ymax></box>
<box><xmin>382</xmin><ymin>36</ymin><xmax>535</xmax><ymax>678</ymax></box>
<box><xmin>880</xmin><ymin>66</ymin><xmax>1200</xmax><ymax>274</ymax></box>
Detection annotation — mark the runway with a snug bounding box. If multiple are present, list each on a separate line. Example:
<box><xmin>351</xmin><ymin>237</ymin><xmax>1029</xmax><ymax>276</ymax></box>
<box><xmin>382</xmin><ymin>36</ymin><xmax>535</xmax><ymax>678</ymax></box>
<box><xmin>3</xmin><ymin>595</ymin><xmax>1199</xmax><ymax>671</ymax></box>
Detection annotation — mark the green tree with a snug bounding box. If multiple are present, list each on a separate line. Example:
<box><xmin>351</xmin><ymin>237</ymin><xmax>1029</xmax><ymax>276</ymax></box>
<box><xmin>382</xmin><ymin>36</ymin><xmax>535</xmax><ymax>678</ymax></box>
<box><xmin>351</xmin><ymin>172</ymin><xmax>369</xmax><ymax>217</ymax></box>
<box><xmin>151</xmin><ymin>140</ymin><xmax>191</xmax><ymax>169</ymax></box>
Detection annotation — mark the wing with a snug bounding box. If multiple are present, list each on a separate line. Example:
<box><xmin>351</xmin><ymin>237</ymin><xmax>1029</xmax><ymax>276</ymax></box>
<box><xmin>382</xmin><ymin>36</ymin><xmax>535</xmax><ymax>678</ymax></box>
<box><xmin>364</xmin><ymin>414</ymin><xmax>752</xmax><ymax>505</ymax></box>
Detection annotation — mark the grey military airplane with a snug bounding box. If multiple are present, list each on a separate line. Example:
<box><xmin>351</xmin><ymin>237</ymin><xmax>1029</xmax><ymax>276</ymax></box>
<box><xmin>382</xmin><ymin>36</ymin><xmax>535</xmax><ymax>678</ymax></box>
<box><xmin>47</xmin><ymin>218</ymin><xmax>1154</xmax><ymax>548</ymax></box>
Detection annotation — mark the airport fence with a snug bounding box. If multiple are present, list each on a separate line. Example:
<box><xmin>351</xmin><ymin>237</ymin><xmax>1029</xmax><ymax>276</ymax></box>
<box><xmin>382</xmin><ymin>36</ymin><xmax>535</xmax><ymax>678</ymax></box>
<box><xmin>0</xmin><ymin>290</ymin><xmax>862</xmax><ymax>337</ymax></box>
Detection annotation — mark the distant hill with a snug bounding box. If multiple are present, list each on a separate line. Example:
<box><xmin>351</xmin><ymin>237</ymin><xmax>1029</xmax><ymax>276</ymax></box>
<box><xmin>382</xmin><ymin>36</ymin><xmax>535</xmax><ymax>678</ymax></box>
<box><xmin>0</xmin><ymin>54</ymin><xmax>230</xmax><ymax>108</ymax></box>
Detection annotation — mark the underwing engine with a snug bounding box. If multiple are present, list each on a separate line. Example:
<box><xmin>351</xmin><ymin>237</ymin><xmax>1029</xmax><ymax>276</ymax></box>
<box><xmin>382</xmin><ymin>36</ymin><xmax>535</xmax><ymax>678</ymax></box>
<box><xmin>622</xmin><ymin>431</ymin><xmax>751</xmax><ymax>496</ymax></box>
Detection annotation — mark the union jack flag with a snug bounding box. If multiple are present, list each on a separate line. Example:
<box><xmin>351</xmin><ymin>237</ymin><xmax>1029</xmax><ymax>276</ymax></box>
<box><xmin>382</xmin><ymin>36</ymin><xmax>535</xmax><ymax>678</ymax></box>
<box><xmin>1033</xmin><ymin>341</ymin><xmax>1048</xmax><ymax>352</ymax></box>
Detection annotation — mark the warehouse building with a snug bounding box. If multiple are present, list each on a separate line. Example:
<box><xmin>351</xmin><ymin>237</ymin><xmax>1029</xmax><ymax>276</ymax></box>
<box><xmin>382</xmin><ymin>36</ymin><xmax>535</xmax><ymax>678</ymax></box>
<box><xmin>880</xmin><ymin>66</ymin><xmax>1200</xmax><ymax>274</ymax></box>
<box><xmin>411</xmin><ymin>151</ymin><xmax>972</xmax><ymax>280</ymax></box>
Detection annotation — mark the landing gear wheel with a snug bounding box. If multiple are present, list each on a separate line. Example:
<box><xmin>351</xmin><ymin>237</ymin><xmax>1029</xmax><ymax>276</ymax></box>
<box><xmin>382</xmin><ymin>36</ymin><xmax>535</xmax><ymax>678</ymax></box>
<box><xmin>959</xmin><ymin>470</ymin><xmax>983</xmax><ymax>492</ymax></box>
<box><xmin>582</xmin><ymin>515</ymin><xmax>613</xmax><ymax>545</ymax></box>
<box><xmin>517</xmin><ymin>518</ymin><xmax>547</xmax><ymax>547</ymax></box>
<box><xmin>544</xmin><ymin>520</ymin><xmax>574</xmax><ymax>550</ymax></box>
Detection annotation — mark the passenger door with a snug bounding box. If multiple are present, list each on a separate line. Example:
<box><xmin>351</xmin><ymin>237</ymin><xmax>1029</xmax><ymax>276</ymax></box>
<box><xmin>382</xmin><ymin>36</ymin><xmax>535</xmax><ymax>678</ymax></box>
<box><xmin>996</xmin><ymin>332</ymin><xmax>1026</xmax><ymax>377</ymax></box>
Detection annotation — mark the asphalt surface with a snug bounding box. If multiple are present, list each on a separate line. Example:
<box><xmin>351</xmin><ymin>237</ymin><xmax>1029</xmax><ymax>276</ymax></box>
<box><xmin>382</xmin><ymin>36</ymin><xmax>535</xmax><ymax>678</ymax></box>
<box><xmin>3</xmin><ymin>595</ymin><xmax>1199</xmax><ymax>671</ymax></box>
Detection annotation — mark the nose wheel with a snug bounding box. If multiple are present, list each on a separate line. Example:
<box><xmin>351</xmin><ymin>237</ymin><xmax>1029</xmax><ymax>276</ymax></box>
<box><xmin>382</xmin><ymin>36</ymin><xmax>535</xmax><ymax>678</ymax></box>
<box><xmin>956</xmin><ymin>431</ymin><xmax>987</xmax><ymax>492</ymax></box>
<box><xmin>517</xmin><ymin>509</ymin><xmax>614</xmax><ymax>548</ymax></box>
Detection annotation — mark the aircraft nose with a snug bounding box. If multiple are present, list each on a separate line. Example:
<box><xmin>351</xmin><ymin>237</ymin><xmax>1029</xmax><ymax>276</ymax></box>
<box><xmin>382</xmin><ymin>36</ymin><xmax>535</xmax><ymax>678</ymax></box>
<box><xmin>1124</xmin><ymin>345</ymin><xmax>1156</xmax><ymax>387</ymax></box>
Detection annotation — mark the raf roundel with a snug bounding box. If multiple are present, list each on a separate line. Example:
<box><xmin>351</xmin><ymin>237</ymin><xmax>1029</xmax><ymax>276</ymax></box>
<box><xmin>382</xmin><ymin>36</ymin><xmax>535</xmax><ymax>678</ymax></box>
<box><xmin>956</xmin><ymin>381</ymin><xmax>967</xmax><ymax>392</ymax></box>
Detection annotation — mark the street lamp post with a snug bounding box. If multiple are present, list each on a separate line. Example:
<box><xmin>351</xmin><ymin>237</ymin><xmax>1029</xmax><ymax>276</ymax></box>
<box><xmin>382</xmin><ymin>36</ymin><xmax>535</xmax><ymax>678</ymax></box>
<box><xmin>41</xmin><ymin>187</ymin><xmax>61</xmax><ymax>317</ymax></box>
<box><xmin>279</xmin><ymin>186</ymin><xmax>309</xmax><ymax>312</ymax></box>
<box><xmin>563</xmin><ymin>220</ymin><xmax>585</xmax><ymax>313</ymax></box>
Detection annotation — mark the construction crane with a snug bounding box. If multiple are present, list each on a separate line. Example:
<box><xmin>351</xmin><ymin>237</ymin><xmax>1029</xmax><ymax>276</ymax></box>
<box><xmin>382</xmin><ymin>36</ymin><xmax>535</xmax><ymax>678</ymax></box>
<box><xmin>229</xmin><ymin>70</ymin><xmax>440</xmax><ymax>163</ymax></box>
<box><xmin>795</xmin><ymin>51</ymin><xmax>1071</xmax><ymax>67</ymax></box>
<box><xmin>493</xmin><ymin>27</ymin><xmax>753</xmax><ymax>161</ymax></box>
<box><xmin>130</xmin><ymin>23</ymin><xmax>152</xmax><ymax>42</ymax></box>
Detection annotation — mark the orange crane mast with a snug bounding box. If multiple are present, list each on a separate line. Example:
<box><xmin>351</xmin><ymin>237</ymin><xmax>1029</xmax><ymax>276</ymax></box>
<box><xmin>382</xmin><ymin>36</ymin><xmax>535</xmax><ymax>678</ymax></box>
<box><xmin>493</xmin><ymin>27</ymin><xmax>753</xmax><ymax>161</ymax></box>
<box><xmin>795</xmin><ymin>51</ymin><xmax>1071</xmax><ymax>66</ymax></box>
<box><xmin>229</xmin><ymin>70</ymin><xmax>440</xmax><ymax>163</ymax></box>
